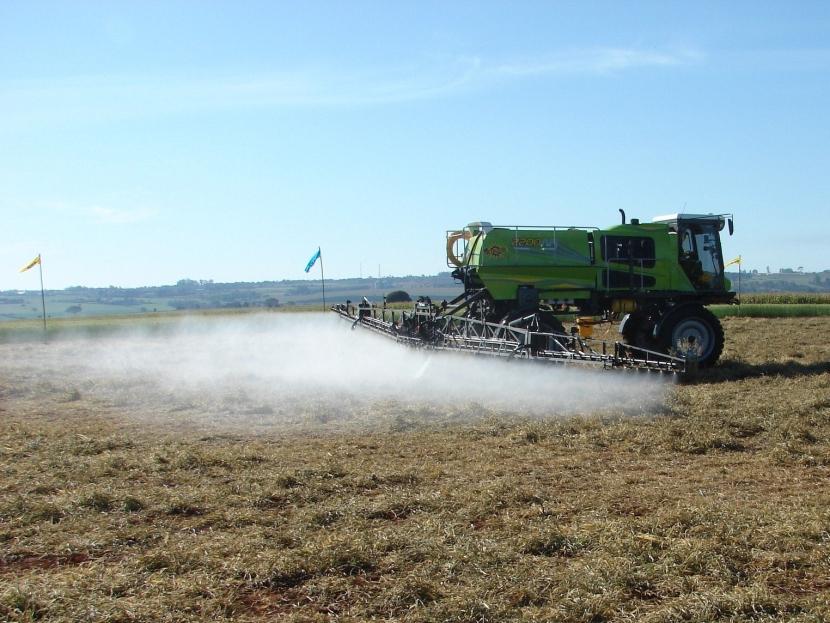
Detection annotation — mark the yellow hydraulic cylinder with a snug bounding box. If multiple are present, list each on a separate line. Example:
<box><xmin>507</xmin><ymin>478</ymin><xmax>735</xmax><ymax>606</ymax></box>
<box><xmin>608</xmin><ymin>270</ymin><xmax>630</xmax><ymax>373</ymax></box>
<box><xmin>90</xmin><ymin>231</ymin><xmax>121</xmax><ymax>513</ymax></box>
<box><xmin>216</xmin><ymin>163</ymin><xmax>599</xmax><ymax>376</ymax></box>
<box><xmin>611</xmin><ymin>299</ymin><xmax>637</xmax><ymax>314</ymax></box>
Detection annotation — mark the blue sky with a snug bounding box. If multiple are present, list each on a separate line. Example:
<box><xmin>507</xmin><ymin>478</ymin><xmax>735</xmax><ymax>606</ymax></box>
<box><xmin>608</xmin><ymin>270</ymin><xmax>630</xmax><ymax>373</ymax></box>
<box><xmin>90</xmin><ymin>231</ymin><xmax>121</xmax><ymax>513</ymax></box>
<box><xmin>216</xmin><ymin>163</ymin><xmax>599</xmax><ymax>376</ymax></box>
<box><xmin>2</xmin><ymin>1</ymin><xmax>829</xmax><ymax>289</ymax></box>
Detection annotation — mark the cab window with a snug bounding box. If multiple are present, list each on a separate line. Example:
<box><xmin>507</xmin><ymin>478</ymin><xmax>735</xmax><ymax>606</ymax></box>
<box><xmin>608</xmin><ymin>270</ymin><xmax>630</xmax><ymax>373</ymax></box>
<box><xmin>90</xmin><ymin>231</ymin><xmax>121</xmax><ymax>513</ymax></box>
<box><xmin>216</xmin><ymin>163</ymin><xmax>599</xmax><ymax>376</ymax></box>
<box><xmin>681</xmin><ymin>230</ymin><xmax>695</xmax><ymax>255</ymax></box>
<box><xmin>678</xmin><ymin>225</ymin><xmax>723</xmax><ymax>289</ymax></box>
<box><xmin>600</xmin><ymin>236</ymin><xmax>655</xmax><ymax>268</ymax></box>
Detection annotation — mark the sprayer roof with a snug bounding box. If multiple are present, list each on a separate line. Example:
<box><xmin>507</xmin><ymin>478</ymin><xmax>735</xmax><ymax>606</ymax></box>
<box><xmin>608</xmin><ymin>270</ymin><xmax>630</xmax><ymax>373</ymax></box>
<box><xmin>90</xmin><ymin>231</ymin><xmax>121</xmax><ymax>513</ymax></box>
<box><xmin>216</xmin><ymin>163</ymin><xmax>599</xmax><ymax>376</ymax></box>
<box><xmin>652</xmin><ymin>213</ymin><xmax>725</xmax><ymax>223</ymax></box>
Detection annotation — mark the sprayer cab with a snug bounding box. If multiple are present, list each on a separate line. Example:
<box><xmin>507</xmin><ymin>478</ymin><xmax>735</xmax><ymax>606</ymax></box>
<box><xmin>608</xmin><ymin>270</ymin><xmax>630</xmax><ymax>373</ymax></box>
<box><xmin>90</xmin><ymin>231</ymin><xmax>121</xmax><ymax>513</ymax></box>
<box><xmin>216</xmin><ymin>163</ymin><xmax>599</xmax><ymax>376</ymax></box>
<box><xmin>651</xmin><ymin>213</ymin><xmax>734</xmax><ymax>293</ymax></box>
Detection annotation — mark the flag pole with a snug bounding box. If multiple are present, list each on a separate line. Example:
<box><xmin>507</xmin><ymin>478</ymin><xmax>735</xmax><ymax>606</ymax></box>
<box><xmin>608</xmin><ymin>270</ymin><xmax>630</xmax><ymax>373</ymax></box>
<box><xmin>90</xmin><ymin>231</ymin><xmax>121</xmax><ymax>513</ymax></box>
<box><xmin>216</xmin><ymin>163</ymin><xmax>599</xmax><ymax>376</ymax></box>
<box><xmin>319</xmin><ymin>247</ymin><xmax>326</xmax><ymax>311</ymax></box>
<box><xmin>37</xmin><ymin>253</ymin><xmax>47</xmax><ymax>334</ymax></box>
<box><xmin>737</xmin><ymin>258</ymin><xmax>742</xmax><ymax>307</ymax></box>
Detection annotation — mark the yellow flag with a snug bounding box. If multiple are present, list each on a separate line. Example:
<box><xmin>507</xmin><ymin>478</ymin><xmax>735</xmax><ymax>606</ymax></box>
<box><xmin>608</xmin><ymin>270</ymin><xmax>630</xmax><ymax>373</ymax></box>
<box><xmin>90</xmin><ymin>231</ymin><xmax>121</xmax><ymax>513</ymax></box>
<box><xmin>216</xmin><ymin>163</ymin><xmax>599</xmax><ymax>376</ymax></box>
<box><xmin>724</xmin><ymin>255</ymin><xmax>741</xmax><ymax>268</ymax></box>
<box><xmin>19</xmin><ymin>254</ymin><xmax>41</xmax><ymax>273</ymax></box>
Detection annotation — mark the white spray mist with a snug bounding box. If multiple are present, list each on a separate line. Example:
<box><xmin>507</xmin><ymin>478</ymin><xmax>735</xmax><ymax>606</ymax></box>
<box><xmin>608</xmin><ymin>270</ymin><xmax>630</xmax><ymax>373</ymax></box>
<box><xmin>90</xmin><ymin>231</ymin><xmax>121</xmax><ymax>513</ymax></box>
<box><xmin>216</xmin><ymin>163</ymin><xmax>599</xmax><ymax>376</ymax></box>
<box><xmin>8</xmin><ymin>313</ymin><xmax>671</xmax><ymax>431</ymax></box>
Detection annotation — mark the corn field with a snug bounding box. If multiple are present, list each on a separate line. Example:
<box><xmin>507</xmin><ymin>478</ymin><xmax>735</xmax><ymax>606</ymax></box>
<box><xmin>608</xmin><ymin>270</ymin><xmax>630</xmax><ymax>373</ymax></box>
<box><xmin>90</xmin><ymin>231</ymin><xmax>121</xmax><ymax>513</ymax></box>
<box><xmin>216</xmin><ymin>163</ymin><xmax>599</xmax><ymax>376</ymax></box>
<box><xmin>738</xmin><ymin>293</ymin><xmax>830</xmax><ymax>304</ymax></box>
<box><xmin>711</xmin><ymin>303</ymin><xmax>830</xmax><ymax>318</ymax></box>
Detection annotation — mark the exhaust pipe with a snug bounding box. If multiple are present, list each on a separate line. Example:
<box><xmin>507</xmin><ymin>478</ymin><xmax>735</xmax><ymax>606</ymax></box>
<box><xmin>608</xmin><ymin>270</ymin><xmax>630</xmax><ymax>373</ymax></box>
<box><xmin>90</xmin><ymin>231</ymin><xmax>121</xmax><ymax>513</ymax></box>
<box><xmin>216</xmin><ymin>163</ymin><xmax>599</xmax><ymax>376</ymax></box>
<box><xmin>619</xmin><ymin>209</ymin><xmax>626</xmax><ymax>224</ymax></box>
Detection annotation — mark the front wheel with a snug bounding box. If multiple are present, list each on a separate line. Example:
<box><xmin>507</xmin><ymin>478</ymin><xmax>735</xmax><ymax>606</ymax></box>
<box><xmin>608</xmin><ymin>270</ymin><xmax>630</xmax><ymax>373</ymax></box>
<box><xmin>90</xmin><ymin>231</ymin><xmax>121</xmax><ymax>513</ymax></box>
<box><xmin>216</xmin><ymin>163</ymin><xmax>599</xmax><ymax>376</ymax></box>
<box><xmin>621</xmin><ymin>311</ymin><xmax>656</xmax><ymax>351</ymax></box>
<box><xmin>658</xmin><ymin>305</ymin><xmax>724</xmax><ymax>367</ymax></box>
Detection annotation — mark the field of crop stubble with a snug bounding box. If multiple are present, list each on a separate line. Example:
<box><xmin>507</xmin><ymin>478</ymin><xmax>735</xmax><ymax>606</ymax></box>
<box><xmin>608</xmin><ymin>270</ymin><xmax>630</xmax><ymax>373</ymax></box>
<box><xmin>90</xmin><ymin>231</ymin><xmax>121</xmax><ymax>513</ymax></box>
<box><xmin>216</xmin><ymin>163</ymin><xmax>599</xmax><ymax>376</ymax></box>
<box><xmin>1</xmin><ymin>314</ymin><xmax>829</xmax><ymax>622</ymax></box>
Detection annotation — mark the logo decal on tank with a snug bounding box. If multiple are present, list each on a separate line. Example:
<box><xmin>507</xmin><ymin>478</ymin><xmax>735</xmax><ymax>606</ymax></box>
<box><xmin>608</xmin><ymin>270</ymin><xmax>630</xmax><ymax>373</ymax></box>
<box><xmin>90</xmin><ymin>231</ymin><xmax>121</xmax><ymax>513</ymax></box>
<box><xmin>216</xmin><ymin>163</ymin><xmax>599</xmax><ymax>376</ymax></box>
<box><xmin>483</xmin><ymin>245</ymin><xmax>507</xmax><ymax>257</ymax></box>
<box><xmin>512</xmin><ymin>238</ymin><xmax>542</xmax><ymax>249</ymax></box>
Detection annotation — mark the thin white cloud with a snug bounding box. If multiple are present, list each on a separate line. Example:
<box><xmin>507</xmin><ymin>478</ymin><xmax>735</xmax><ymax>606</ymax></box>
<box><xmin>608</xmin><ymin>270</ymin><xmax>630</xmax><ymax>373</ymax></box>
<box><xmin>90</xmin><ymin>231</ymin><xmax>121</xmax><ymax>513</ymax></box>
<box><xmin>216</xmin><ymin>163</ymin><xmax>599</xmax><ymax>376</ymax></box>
<box><xmin>87</xmin><ymin>205</ymin><xmax>156</xmax><ymax>224</ymax></box>
<box><xmin>493</xmin><ymin>47</ymin><xmax>702</xmax><ymax>77</ymax></box>
<box><xmin>31</xmin><ymin>200</ymin><xmax>157</xmax><ymax>224</ymax></box>
<box><xmin>0</xmin><ymin>47</ymin><xmax>702</xmax><ymax>128</ymax></box>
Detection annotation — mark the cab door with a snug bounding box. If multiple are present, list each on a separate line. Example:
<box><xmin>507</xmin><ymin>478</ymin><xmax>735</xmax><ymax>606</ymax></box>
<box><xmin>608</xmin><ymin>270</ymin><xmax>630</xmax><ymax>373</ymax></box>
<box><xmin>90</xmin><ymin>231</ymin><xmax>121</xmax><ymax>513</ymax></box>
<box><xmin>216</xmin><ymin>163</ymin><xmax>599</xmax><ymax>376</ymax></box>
<box><xmin>678</xmin><ymin>225</ymin><xmax>724</xmax><ymax>290</ymax></box>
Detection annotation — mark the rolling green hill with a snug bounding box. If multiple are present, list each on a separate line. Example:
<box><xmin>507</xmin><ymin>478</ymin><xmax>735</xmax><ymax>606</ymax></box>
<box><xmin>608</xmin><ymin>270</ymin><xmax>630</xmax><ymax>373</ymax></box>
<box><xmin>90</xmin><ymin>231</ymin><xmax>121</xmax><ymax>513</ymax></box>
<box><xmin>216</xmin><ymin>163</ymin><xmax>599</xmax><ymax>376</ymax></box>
<box><xmin>3</xmin><ymin>269</ymin><xmax>829</xmax><ymax>321</ymax></box>
<box><xmin>0</xmin><ymin>274</ymin><xmax>463</xmax><ymax>321</ymax></box>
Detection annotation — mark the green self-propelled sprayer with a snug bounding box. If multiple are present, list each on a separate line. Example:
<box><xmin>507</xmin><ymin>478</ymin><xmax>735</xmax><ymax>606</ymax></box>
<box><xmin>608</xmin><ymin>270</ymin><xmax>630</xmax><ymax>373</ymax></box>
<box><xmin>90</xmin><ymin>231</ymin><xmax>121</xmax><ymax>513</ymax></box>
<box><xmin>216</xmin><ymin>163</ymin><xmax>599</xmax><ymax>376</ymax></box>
<box><xmin>333</xmin><ymin>212</ymin><xmax>736</xmax><ymax>373</ymax></box>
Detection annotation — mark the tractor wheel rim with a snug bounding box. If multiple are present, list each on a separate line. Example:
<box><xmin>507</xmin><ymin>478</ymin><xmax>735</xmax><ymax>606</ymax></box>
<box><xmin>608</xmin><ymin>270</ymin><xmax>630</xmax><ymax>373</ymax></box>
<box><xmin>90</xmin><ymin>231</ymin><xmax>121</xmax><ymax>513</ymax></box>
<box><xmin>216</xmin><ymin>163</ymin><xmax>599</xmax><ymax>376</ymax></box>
<box><xmin>672</xmin><ymin>318</ymin><xmax>713</xmax><ymax>360</ymax></box>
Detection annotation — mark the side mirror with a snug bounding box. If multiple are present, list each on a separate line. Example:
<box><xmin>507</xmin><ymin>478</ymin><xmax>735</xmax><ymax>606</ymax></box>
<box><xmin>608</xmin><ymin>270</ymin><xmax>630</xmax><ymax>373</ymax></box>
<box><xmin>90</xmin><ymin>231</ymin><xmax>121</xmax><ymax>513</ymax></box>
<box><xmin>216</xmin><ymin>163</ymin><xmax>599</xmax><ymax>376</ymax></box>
<box><xmin>728</xmin><ymin>218</ymin><xmax>734</xmax><ymax>236</ymax></box>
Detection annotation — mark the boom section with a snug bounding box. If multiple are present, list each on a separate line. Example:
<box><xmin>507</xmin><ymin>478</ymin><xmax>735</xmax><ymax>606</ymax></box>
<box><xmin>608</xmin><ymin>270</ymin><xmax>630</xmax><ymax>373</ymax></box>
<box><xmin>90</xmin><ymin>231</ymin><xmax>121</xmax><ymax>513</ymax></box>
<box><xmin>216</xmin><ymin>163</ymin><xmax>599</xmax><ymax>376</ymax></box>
<box><xmin>332</xmin><ymin>300</ymin><xmax>686</xmax><ymax>374</ymax></box>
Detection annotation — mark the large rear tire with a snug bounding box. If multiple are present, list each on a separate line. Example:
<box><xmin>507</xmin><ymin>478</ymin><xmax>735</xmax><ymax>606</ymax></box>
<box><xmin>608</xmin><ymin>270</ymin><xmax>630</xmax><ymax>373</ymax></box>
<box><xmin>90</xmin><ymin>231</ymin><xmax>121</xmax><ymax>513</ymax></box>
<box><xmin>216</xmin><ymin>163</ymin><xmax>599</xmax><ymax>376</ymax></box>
<box><xmin>658</xmin><ymin>305</ymin><xmax>724</xmax><ymax>367</ymax></box>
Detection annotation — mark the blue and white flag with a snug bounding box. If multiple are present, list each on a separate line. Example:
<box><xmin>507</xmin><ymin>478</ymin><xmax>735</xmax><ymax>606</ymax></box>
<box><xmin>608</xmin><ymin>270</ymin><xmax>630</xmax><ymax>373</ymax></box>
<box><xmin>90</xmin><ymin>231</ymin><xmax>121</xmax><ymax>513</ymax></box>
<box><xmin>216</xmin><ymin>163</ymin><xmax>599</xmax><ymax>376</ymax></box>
<box><xmin>304</xmin><ymin>247</ymin><xmax>321</xmax><ymax>273</ymax></box>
